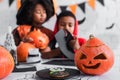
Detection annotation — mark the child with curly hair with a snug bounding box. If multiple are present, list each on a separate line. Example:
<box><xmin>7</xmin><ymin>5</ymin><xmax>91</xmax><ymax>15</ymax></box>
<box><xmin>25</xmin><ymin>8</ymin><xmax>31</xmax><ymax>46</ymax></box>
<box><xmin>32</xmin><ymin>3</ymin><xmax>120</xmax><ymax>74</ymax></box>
<box><xmin>12</xmin><ymin>0</ymin><xmax>55</xmax><ymax>47</ymax></box>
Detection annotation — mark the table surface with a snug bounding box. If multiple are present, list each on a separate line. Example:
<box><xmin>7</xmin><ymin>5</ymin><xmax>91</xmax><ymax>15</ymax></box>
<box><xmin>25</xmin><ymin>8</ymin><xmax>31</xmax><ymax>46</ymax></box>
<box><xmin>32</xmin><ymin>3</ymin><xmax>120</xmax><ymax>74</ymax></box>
<box><xmin>2</xmin><ymin>50</ymin><xmax>120</xmax><ymax>80</ymax></box>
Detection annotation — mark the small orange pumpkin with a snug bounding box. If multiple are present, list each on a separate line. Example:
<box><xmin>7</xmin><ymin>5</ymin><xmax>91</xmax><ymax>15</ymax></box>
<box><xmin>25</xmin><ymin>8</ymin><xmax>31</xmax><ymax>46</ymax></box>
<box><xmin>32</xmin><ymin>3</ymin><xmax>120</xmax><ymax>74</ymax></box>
<box><xmin>17</xmin><ymin>42</ymin><xmax>35</xmax><ymax>62</ymax></box>
<box><xmin>17</xmin><ymin>25</ymin><xmax>31</xmax><ymax>40</ymax></box>
<box><xmin>74</xmin><ymin>35</ymin><xmax>114</xmax><ymax>75</ymax></box>
<box><xmin>26</xmin><ymin>29</ymin><xmax>49</xmax><ymax>49</ymax></box>
<box><xmin>0</xmin><ymin>46</ymin><xmax>14</xmax><ymax>79</ymax></box>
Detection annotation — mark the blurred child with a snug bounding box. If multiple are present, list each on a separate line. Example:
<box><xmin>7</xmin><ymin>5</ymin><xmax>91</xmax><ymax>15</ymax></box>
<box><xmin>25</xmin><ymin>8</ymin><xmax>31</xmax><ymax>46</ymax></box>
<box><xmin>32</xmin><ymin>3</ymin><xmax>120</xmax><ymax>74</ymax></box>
<box><xmin>41</xmin><ymin>10</ymin><xmax>86</xmax><ymax>59</ymax></box>
<box><xmin>12</xmin><ymin>0</ymin><xmax>55</xmax><ymax>47</ymax></box>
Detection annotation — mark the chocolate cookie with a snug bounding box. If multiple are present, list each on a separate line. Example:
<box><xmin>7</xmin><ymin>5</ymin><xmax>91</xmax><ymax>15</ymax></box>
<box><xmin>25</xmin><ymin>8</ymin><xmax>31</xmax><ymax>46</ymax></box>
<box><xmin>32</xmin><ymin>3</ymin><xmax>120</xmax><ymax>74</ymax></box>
<box><xmin>49</xmin><ymin>67</ymin><xmax>69</xmax><ymax>79</ymax></box>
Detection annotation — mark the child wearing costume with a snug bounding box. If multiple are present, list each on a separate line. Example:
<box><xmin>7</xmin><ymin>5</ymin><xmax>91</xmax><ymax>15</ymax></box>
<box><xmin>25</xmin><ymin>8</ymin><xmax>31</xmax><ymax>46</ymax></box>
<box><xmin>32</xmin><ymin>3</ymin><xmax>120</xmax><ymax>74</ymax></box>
<box><xmin>41</xmin><ymin>10</ymin><xmax>86</xmax><ymax>59</ymax></box>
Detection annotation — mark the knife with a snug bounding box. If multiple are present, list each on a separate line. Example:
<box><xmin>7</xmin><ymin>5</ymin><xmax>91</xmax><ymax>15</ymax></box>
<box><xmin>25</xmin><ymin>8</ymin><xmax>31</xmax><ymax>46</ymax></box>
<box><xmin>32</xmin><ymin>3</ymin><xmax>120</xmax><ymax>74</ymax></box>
<box><xmin>55</xmin><ymin>30</ymin><xmax>74</xmax><ymax>60</ymax></box>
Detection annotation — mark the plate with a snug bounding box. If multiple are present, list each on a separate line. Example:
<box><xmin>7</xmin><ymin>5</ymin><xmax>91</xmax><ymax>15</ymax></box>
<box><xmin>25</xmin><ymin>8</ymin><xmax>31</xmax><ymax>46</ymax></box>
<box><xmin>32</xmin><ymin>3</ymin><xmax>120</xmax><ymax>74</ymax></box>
<box><xmin>36</xmin><ymin>68</ymin><xmax>80</xmax><ymax>80</ymax></box>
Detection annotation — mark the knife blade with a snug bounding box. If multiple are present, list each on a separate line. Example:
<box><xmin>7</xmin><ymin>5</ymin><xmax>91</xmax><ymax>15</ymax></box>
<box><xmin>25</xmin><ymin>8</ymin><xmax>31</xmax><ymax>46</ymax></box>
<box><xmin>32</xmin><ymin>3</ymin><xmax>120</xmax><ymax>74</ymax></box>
<box><xmin>55</xmin><ymin>30</ymin><xmax>74</xmax><ymax>60</ymax></box>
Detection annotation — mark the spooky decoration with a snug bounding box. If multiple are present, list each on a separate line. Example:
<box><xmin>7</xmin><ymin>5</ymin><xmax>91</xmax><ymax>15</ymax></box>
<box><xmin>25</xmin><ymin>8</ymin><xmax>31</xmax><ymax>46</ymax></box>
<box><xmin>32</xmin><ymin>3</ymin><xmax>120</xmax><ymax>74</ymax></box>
<box><xmin>0</xmin><ymin>46</ymin><xmax>14</xmax><ymax>79</ymax></box>
<box><xmin>74</xmin><ymin>35</ymin><xmax>114</xmax><ymax>75</ymax></box>
<box><xmin>26</xmin><ymin>29</ymin><xmax>49</xmax><ymax>49</ymax></box>
<box><xmin>17</xmin><ymin>42</ymin><xmax>35</xmax><ymax>62</ymax></box>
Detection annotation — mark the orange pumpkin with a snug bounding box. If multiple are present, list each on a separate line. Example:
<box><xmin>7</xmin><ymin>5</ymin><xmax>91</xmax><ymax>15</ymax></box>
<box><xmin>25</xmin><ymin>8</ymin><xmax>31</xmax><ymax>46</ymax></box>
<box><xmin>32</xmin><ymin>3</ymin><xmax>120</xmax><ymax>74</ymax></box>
<box><xmin>74</xmin><ymin>35</ymin><xmax>114</xmax><ymax>75</ymax></box>
<box><xmin>26</xmin><ymin>29</ymin><xmax>49</xmax><ymax>49</ymax></box>
<box><xmin>0</xmin><ymin>46</ymin><xmax>14</xmax><ymax>79</ymax></box>
<box><xmin>17</xmin><ymin>42</ymin><xmax>35</xmax><ymax>62</ymax></box>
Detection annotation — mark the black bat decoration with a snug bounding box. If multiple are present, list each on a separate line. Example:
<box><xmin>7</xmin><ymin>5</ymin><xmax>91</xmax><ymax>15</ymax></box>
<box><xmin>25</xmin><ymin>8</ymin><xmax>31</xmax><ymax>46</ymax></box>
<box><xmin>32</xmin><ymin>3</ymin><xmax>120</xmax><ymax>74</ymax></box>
<box><xmin>106</xmin><ymin>23</ymin><xmax>115</xmax><ymax>30</ymax></box>
<box><xmin>78</xmin><ymin>17</ymin><xmax>86</xmax><ymax>25</ymax></box>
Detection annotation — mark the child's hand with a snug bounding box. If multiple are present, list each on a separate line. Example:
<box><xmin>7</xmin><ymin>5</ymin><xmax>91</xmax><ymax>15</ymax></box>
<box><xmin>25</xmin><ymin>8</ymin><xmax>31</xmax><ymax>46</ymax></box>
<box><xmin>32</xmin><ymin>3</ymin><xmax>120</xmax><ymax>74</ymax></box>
<box><xmin>41</xmin><ymin>48</ymin><xmax>62</xmax><ymax>59</ymax></box>
<box><xmin>40</xmin><ymin>46</ymin><xmax>51</xmax><ymax>52</ymax></box>
<box><xmin>69</xmin><ymin>36</ymin><xmax>80</xmax><ymax>50</ymax></box>
<box><xmin>22</xmin><ymin>37</ymin><xmax>33</xmax><ymax>43</ymax></box>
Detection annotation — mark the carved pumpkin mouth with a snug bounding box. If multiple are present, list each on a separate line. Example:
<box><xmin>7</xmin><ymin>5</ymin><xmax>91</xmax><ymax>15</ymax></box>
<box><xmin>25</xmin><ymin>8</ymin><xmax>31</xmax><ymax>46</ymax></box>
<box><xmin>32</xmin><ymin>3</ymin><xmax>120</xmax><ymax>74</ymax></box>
<box><xmin>83</xmin><ymin>63</ymin><xmax>100</xmax><ymax>69</ymax></box>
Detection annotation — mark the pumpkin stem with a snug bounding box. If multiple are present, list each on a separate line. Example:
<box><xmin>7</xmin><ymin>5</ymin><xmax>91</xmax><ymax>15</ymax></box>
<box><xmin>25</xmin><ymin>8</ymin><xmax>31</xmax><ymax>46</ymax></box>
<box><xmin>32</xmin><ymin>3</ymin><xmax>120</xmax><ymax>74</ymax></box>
<box><xmin>89</xmin><ymin>34</ymin><xmax>94</xmax><ymax>39</ymax></box>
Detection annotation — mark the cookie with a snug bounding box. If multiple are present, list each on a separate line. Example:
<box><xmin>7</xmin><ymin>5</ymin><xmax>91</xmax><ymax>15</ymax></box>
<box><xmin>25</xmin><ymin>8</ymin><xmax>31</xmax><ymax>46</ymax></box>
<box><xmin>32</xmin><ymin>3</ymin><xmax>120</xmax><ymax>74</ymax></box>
<box><xmin>49</xmin><ymin>67</ymin><xmax>69</xmax><ymax>79</ymax></box>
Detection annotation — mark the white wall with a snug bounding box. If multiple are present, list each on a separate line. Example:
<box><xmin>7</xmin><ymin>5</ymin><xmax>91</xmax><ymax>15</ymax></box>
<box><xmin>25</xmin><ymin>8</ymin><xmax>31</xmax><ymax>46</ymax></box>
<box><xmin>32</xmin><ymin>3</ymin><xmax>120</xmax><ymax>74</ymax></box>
<box><xmin>0</xmin><ymin>0</ymin><xmax>120</xmax><ymax>51</ymax></box>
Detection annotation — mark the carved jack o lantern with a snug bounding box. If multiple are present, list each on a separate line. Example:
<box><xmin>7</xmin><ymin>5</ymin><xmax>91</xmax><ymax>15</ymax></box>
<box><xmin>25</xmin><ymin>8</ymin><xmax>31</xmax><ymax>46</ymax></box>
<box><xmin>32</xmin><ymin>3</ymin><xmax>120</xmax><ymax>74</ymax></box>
<box><xmin>74</xmin><ymin>35</ymin><xmax>114</xmax><ymax>75</ymax></box>
<box><xmin>26</xmin><ymin>29</ymin><xmax>49</xmax><ymax>49</ymax></box>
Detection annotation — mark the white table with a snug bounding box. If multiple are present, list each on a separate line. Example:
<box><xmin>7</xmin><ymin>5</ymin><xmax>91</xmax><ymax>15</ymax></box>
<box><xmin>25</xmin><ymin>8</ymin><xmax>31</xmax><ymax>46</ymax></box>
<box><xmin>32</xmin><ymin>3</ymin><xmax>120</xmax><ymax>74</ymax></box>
<box><xmin>2</xmin><ymin>50</ymin><xmax>120</xmax><ymax>80</ymax></box>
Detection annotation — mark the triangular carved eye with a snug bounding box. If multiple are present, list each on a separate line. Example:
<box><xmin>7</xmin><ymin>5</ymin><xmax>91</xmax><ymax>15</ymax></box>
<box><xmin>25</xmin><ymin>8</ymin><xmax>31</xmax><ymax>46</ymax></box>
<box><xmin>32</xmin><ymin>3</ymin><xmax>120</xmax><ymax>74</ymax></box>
<box><xmin>94</xmin><ymin>53</ymin><xmax>107</xmax><ymax>59</ymax></box>
<box><xmin>80</xmin><ymin>53</ymin><xmax>87</xmax><ymax>60</ymax></box>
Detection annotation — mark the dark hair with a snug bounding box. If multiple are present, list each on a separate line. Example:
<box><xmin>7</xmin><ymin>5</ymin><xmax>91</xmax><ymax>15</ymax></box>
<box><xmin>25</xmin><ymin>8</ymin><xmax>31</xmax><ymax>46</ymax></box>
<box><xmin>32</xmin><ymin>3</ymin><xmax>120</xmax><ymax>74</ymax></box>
<box><xmin>57</xmin><ymin>10</ymin><xmax>76</xmax><ymax>23</ymax></box>
<box><xmin>16</xmin><ymin>0</ymin><xmax>55</xmax><ymax>25</ymax></box>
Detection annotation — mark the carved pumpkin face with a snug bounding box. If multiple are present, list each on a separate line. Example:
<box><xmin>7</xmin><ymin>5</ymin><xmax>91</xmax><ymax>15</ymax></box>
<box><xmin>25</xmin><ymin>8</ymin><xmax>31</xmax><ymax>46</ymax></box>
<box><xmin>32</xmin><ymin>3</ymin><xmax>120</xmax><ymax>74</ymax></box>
<box><xmin>17</xmin><ymin>42</ymin><xmax>35</xmax><ymax>62</ymax></box>
<box><xmin>26</xmin><ymin>30</ymin><xmax>49</xmax><ymax>49</ymax></box>
<box><xmin>0</xmin><ymin>46</ymin><xmax>14</xmax><ymax>79</ymax></box>
<box><xmin>74</xmin><ymin>35</ymin><xmax>114</xmax><ymax>75</ymax></box>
